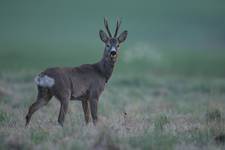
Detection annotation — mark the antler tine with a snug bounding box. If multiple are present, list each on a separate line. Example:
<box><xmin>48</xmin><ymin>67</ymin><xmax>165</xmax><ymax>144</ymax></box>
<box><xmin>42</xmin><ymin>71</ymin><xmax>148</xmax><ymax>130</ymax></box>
<box><xmin>114</xmin><ymin>18</ymin><xmax>121</xmax><ymax>37</ymax></box>
<box><xmin>104</xmin><ymin>17</ymin><xmax>112</xmax><ymax>37</ymax></box>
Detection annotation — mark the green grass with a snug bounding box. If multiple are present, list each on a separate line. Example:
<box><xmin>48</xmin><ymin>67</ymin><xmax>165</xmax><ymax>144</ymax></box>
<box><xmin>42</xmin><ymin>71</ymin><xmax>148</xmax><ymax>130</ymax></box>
<box><xmin>0</xmin><ymin>71</ymin><xmax>225</xmax><ymax>149</ymax></box>
<box><xmin>0</xmin><ymin>110</ymin><xmax>9</xmax><ymax>124</ymax></box>
<box><xmin>1</xmin><ymin>46</ymin><xmax>225</xmax><ymax>77</ymax></box>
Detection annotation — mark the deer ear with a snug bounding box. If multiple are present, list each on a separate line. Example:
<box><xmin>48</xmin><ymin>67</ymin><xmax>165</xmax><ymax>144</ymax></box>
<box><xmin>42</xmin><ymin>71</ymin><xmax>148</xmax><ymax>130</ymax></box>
<box><xmin>99</xmin><ymin>30</ymin><xmax>108</xmax><ymax>43</ymax></box>
<box><xmin>118</xmin><ymin>30</ymin><xmax>128</xmax><ymax>43</ymax></box>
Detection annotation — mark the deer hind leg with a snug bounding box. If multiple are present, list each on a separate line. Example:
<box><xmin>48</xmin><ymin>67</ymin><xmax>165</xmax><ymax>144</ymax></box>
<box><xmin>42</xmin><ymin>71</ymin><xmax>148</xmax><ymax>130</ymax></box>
<box><xmin>25</xmin><ymin>87</ymin><xmax>52</xmax><ymax>126</ymax></box>
<box><xmin>57</xmin><ymin>99</ymin><xmax>69</xmax><ymax>127</ymax></box>
<box><xmin>82</xmin><ymin>100</ymin><xmax>91</xmax><ymax>124</ymax></box>
<box><xmin>54</xmin><ymin>90</ymin><xmax>70</xmax><ymax>127</ymax></box>
<box><xmin>90</xmin><ymin>98</ymin><xmax>98</xmax><ymax>125</ymax></box>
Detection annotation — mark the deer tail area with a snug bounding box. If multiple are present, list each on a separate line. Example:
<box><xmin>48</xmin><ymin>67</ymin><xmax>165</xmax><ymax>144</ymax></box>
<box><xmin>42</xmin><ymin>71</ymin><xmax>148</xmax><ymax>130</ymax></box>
<box><xmin>34</xmin><ymin>74</ymin><xmax>55</xmax><ymax>88</ymax></box>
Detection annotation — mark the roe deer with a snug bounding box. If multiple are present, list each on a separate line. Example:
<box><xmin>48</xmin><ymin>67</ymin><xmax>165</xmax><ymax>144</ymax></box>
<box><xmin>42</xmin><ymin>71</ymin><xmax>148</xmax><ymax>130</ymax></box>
<box><xmin>25</xmin><ymin>18</ymin><xmax>128</xmax><ymax>126</ymax></box>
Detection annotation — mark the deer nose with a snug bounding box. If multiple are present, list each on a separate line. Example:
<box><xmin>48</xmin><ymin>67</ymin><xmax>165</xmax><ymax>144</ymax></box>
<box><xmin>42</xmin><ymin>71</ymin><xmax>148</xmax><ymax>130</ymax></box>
<box><xmin>110</xmin><ymin>51</ymin><xmax>116</xmax><ymax>56</ymax></box>
<box><xmin>110</xmin><ymin>47</ymin><xmax>116</xmax><ymax>56</ymax></box>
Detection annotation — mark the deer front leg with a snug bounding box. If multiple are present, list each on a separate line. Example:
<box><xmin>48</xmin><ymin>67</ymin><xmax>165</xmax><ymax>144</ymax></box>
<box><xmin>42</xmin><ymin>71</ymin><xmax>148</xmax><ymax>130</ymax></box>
<box><xmin>90</xmin><ymin>98</ymin><xmax>98</xmax><ymax>125</ymax></box>
<box><xmin>58</xmin><ymin>100</ymin><xmax>69</xmax><ymax>127</ymax></box>
<box><xmin>82</xmin><ymin>100</ymin><xmax>91</xmax><ymax>124</ymax></box>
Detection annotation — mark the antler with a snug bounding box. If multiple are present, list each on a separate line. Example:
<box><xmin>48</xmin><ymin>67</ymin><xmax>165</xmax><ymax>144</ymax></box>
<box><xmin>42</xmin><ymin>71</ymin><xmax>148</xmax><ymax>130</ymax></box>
<box><xmin>104</xmin><ymin>17</ymin><xmax>112</xmax><ymax>37</ymax></box>
<box><xmin>114</xmin><ymin>18</ymin><xmax>121</xmax><ymax>37</ymax></box>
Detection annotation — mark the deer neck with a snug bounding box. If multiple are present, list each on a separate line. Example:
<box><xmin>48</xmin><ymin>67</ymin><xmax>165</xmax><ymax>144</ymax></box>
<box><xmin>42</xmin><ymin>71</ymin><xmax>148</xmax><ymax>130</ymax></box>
<box><xmin>96</xmin><ymin>54</ymin><xmax>116</xmax><ymax>83</ymax></box>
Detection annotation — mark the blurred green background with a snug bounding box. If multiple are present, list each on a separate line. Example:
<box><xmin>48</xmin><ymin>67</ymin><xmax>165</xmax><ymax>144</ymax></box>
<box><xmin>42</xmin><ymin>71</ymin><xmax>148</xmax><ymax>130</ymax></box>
<box><xmin>0</xmin><ymin>0</ymin><xmax>225</xmax><ymax>76</ymax></box>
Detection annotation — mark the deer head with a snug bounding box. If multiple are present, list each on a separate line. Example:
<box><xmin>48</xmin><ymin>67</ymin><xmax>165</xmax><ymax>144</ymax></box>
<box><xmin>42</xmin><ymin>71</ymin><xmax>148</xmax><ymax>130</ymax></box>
<box><xmin>99</xmin><ymin>18</ymin><xmax>128</xmax><ymax>61</ymax></box>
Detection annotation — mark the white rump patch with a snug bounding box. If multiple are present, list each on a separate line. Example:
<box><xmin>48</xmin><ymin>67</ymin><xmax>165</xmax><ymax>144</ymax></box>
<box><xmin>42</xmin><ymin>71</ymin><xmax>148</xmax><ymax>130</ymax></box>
<box><xmin>34</xmin><ymin>75</ymin><xmax>55</xmax><ymax>88</ymax></box>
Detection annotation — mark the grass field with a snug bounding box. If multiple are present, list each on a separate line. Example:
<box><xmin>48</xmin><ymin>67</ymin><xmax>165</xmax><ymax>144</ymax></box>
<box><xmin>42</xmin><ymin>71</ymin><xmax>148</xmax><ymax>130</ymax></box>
<box><xmin>1</xmin><ymin>67</ymin><xmax>225</xmax><ymax>149</ymax></box>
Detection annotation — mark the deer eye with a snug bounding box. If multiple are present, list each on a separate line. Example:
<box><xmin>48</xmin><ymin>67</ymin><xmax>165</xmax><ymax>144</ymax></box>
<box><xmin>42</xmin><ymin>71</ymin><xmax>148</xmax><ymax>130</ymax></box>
<box><xmin>106</xmin><ymin>44</ymin><xmax>110</xmax><ymax>48</ymax></box>
<box><xmin>117</xmin><ymin>45</ymin><xmax>119</xmax><ymax>48</ymax></box>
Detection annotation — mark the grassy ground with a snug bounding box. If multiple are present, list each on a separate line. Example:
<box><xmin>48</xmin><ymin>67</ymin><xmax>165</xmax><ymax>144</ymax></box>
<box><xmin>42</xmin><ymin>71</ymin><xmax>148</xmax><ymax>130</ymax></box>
<box><xmin>0</xmin><ymin>70</ymin><xmax>225</xmax><ymax>150</ymax></box>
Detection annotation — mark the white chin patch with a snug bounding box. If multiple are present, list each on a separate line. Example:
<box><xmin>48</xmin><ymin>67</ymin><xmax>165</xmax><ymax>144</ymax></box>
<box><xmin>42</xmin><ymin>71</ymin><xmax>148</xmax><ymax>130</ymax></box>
<box><xmin>34</xmin><ymin>75</ymin><xmax>55</xmax><ymax>87</ymax></box>
<box><xmin>110</xmin><ymin>54</ymin><xmax>117</xmax><ymax>59</ymax></box>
